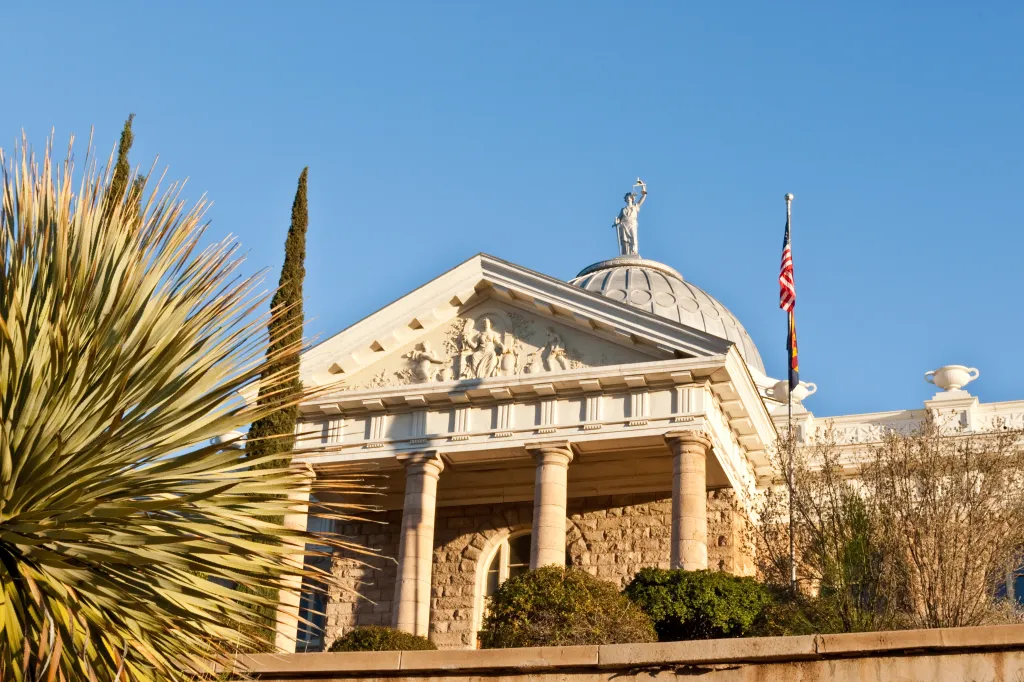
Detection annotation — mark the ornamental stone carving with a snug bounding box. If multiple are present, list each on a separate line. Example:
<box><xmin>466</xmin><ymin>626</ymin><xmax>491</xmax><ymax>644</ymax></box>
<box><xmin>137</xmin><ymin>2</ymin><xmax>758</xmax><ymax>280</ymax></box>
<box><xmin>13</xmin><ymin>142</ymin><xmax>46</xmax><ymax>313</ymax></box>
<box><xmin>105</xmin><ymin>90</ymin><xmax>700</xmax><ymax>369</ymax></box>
<box><xmin>345</xmin><ymin>306</ymin><xmax>612</xmax><ymax>390</ymax></box>
<box><xmin>460</xmin><ymin>318</ymin><xmax>505</xmax><ymax>379</ymax></box>
<box><xmin>402</xmin><ymin>342</ymin><xmax>445</xmax><ymax>383</ymax></box>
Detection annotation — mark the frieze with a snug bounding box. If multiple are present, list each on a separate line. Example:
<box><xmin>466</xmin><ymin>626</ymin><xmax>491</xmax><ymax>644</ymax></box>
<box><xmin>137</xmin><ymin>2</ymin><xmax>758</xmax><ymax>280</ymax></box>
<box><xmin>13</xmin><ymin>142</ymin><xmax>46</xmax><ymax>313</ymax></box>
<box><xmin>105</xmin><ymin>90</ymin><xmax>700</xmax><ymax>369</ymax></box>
<box><xmin>344</xmin><ymin>308</ymin><xmax>598</xmax><ymax>391</ymax></box>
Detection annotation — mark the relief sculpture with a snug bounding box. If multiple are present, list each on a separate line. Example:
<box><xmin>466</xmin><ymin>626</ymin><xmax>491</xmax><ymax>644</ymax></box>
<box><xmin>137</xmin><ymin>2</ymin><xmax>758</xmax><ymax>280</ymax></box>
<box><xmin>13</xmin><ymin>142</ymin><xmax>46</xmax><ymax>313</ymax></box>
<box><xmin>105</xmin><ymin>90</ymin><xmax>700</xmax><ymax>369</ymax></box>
<box><xmin>460</xmin><ymin>318</ymin><xmax>505</xmax><ymax>379</ymax></box>
<box><xmin>351</xmin><ymin>310</ymin><xmax>592</xmax><ymax>388</ymax></box>
<box><xmin>402</xmin><ymin>342</ymin><xmax>445</xmax><ymax>383</ymax></box>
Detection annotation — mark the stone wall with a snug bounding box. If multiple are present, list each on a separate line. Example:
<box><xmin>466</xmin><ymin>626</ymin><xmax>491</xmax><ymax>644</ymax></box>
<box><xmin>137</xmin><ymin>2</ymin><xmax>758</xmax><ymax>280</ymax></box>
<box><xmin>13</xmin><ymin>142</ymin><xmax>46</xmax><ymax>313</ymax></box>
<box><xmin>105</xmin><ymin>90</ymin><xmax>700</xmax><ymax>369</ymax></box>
<box><xmin>326</xmin><ymin>491</ymin><xmax>750</xmax><ymax>650</ymax></box>
<box><xmin>565</xmin><ymin>490</ymin><xmax>748</xmax><ymax>588</ymax></box>
<box><xmin>328</xmin><ymin>510</ymin><xmax>403</xmax><ymax>635</ymax></box>
<box><xmin>245</xmin><ymin>624</ymin><xmax>1024</xmax><ymax>682</ymax></box>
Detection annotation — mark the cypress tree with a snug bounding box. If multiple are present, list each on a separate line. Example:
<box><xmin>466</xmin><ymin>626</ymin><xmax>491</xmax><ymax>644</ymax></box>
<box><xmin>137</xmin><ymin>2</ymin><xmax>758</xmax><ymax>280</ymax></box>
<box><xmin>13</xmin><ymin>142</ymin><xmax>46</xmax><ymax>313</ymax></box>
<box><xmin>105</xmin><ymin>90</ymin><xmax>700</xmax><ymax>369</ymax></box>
<box><xmin>238</xmin><ymin>168</ymin><xmax>308</xmax><ymax>651</ymax></box>
<box><xmin>105</xmin><ymin>113</ymin><xmax>146</xmax><ymax>219</ymax></box>
<box><xmin>109</xmin><ymin>114</ymin><xmax>135</xmax><ymax>204</ymax></box>
<box><xmin>247</xmin><ymin>167</ymin><xmax>308</xmax><ymax>464</ymax></box>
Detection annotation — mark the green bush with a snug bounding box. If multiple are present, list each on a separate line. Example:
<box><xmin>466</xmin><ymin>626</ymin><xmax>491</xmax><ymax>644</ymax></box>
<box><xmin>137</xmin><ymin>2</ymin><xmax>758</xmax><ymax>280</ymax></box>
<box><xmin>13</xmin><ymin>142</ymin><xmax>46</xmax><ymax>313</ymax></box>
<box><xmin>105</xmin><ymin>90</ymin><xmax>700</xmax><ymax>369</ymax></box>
<box><xmin>751</xmin><ymin>587</ymin><xmax>893</xmax><ymax>637</ymax></box>
<box><xmin>624</xmin><ymin>568</ymin><xmax>772</xmax><ymax>641</ymax></box>
<box><xmin>750</xmin><ymin>587</ymin><xmax>832</xmax><ymax>636</ymax></box>
<box><xmin>480</xmin><ymin>566</ymin><xmax>657</xmax><ymax>648</ymax></box>
<box><xmin>328</xmin><ymin>626</ymin><xmax>437</xmax><ymax>652</ymax></box>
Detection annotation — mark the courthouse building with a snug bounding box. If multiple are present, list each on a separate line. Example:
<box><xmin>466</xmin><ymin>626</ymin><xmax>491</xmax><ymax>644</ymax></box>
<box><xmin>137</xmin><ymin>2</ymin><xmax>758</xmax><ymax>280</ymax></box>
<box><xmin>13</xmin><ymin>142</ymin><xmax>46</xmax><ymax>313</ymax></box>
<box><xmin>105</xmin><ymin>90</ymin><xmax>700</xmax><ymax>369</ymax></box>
<box><xmin>280</xmin><ymin>188</ymin><xmax>1020</xmax><ymax>652</ymax></box>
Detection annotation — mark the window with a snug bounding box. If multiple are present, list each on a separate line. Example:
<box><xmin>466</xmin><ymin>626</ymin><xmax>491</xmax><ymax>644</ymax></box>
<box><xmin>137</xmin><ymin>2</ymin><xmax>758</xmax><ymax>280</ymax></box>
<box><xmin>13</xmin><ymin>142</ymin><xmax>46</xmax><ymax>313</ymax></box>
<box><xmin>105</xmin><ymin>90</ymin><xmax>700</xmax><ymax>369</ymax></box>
<box><xmin>295</xmin><ymin>511</ymin><xmax>334</xmax><ymax>653</ymax></box>
<box><xmin>484</xmin><ymin>532</ymin><xmax>531</xmax><ymax>599</ymax></box>
<box><xmin>474</xmin><ymin>531</ymin><xmax>533</xmax><ymax>642</ymax></box>
<box><xmin>998</xmin><ymin>562</ymin><xmax>1024</xmax><ymax>606</ymax></box>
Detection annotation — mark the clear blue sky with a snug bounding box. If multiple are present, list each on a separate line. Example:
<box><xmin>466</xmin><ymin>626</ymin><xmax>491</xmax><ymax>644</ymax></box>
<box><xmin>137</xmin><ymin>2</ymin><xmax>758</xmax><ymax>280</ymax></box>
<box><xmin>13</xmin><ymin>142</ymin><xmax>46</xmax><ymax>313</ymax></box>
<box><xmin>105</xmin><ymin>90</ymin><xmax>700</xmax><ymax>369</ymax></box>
<box><xmin>3</xmin><ymin>2</ymin><xmax>1022</xmax><ymax>417</ymax></box>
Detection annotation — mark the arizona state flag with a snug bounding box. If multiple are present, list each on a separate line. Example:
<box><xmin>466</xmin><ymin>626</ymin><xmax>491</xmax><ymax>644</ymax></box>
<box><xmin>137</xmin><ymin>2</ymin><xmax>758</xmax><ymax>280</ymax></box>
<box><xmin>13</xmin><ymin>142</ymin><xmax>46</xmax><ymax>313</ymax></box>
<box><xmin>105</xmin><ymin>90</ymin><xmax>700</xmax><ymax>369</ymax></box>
<box><xmin>786</xmin><ymin>312</ymin><xmax>799</xmax><ymax>391</ymax></box>
<box><xmin>779</xmin><ymin>206</ymin><xmax>799</xmax><ymax>390</ymax></box>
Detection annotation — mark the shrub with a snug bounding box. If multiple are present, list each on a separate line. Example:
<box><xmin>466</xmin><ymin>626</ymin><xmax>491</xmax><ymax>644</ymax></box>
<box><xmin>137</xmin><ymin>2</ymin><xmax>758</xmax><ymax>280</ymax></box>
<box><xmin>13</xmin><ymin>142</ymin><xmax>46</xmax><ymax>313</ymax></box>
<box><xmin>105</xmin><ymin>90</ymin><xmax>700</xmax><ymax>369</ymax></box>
<box><xmin>329</xmin><ymin>626</ymin><xmax>437</xmax><ymax>652</ymax></box>
<box><xmin>624</xmin><ymin>568</ymin><xmax>772</xmax><ymax>641</ymax></box>
<box><xmin>750</xmin><ymin>588</ymin><xmax>842</xmax><ymax>636</ymax></box>
<box><xmin>480</xmin><ymin>566</ymin><xmax>656</xmax><ymax>648</ymax></box>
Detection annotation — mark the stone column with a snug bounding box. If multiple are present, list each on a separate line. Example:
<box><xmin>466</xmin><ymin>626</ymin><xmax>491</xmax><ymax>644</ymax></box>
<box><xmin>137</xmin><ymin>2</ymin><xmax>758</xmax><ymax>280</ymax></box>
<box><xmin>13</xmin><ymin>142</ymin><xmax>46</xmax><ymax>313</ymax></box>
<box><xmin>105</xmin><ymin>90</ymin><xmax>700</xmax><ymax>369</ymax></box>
<box><xmin>392</xmin><ymin>452</ymin><xmax>444</xmax><ymax>637</ymax></box>
<box><xmin>526</xmin><ymin>442</ymin><xmax>574</xmax><ymax>569</ymax></box>
<box><xmin>665</xmin><ymin>431</ymin><xmax>713</xmax><ymax>570</ymax></box>
<box><xmin>274</xmin><ymin>467</ymin><xmax>313</xmax><ymax>653</ymax></box>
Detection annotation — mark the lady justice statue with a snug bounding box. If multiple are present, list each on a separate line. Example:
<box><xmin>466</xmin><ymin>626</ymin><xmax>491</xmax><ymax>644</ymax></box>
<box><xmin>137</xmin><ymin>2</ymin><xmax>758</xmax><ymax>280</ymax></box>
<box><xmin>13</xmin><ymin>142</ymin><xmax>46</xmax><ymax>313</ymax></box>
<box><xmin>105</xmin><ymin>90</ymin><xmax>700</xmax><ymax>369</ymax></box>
<box><xmin>614</xmin><ymin>178</ymin><xmax>647</xmax><ymax>256</ymax></box>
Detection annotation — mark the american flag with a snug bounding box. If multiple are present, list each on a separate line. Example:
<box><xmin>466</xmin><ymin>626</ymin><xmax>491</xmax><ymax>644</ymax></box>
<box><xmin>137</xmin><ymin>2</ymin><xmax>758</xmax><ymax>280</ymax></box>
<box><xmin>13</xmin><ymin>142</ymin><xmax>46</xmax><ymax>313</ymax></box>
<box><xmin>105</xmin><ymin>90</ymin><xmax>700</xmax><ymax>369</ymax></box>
<box><xmin>780</xmin><ymin>203</ymin><xmax>799</xmax><ymax>390</ymax></box>
<box><xmin>779</xmin><ymin>213</ymin><xmax>795</xmax><ymax>313</ymax></box>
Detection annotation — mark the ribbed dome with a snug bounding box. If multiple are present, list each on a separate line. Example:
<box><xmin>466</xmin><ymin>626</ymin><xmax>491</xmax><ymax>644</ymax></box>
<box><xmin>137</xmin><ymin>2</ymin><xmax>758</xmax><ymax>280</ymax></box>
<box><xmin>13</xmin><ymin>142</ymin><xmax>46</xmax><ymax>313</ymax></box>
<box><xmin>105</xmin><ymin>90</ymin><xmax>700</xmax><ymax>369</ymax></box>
<box><xmin>570</xmin><ymin>256</ymin><xmax>765</xmax><ymax>373</ymax></box>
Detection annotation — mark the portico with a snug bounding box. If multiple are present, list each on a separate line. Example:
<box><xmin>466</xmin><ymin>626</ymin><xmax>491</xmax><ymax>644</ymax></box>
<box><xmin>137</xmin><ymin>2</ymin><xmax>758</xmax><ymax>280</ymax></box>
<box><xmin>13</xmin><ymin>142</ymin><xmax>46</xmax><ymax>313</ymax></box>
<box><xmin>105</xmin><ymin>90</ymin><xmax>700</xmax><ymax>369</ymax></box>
<box><xmin>289</xmin><ymin>343</ymin><xmax>774</xmax><ymax>647</ymax></box>
<box><xmin>278</xmin><ymin>247</ymin><xmax>779</xmax><ymax>650</ymax></box>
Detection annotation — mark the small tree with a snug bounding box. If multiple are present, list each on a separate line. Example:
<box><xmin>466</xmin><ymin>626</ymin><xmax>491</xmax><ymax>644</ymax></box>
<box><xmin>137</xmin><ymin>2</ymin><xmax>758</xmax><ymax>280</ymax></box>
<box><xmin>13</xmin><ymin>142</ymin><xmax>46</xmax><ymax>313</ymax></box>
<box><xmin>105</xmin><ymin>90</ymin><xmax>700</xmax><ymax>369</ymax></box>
<box><xmin>755</xmin><ymin>421</ymin><xmax>1024</xmax><ymax>632</ymax></box>
<box><xmin>867</xmin><ymin>420</ymin><xmax>1024</xmax><ymax>628</ymax></box>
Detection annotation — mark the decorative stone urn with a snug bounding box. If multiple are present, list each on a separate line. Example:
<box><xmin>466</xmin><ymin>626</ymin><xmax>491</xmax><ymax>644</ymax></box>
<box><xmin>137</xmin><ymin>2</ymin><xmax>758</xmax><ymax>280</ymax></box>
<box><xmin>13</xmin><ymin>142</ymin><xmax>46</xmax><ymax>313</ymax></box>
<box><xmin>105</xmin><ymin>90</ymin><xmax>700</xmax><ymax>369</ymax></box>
<box><xmin>768</xmin><ymin>379</ymin><xmax>817</xmax><ymax>404</ymax></box>
<box><xmin>925</xmin><ymin>365</ymin><xmax>980</xmax><ymax>392</ymax></box>
<box><xmin>210</xmin><ymin>431</ymin><xmax>246</xmax><ymax>449</ymax></box>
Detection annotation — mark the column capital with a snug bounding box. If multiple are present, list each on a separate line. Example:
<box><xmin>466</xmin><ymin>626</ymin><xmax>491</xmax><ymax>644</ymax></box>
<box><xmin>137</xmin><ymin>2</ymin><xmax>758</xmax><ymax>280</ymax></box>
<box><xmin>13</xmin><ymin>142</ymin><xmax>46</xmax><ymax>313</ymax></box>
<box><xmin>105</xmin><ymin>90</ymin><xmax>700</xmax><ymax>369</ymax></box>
<box><xmin>525</xmin><ymin>441</ymin><xmax>574</xmax><ymax>467</ymax></box>
<box><xmin>664</xmin><ymin>430</ymin><xmax>713</xmax><ymax>453</ymax></box>
<box><xmin>396</xmin><ymin>451</ymin><xmax>444</xmax><ymax>477</ymax></box>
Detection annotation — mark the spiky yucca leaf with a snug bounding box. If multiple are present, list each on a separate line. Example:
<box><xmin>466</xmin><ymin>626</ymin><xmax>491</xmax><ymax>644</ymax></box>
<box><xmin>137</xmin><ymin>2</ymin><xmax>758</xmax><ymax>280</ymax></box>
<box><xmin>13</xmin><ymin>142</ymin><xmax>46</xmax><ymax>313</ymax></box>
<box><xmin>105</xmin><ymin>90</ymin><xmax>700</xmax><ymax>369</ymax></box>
<box><xmin>0</xmin><ymin>139</ymin><xmax>370</xmax><ymax>681</ymax></box>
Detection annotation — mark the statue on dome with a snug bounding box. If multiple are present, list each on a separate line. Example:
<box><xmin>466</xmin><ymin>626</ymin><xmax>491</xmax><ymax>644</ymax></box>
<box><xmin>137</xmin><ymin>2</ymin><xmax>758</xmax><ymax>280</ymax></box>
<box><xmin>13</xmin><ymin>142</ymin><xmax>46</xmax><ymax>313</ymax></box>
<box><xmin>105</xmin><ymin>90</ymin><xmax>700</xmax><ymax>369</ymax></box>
<box><xmin>614</xmin><ymin>178</ymin><xmax>647</xmax><ymax>256</ymax></box>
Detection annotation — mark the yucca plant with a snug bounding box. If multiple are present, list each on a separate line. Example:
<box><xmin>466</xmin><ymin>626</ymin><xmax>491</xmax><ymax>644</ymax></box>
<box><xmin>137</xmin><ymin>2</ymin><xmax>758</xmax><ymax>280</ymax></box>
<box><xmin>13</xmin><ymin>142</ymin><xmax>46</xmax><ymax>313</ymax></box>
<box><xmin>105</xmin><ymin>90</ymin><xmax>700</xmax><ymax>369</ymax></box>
<box><xmin>0</xmin><ymin>138</ymin><xmax>369</xmax><ymax>681</ymax></box>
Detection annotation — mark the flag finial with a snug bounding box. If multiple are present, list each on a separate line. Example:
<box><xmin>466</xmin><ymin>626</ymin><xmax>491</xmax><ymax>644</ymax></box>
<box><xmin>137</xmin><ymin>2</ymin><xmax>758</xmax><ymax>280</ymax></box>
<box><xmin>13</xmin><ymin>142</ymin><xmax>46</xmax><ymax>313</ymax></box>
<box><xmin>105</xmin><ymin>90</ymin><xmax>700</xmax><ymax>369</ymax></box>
<box><xmin>784</xmin><ymin>192</ymin><xmax>794</xmax><ymax>202</ymax></box>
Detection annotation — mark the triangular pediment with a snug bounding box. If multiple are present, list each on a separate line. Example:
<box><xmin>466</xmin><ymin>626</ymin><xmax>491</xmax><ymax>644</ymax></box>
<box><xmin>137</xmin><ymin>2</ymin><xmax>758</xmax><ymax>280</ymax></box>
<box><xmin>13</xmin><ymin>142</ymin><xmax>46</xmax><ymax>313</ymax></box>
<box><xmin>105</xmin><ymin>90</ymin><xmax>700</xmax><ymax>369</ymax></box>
<box><xmin>300</xmin><ymin>254</ymin><xmax>734</xmax><ymax>391</ymax></box>
<box><xmin>336</xmin><ymin>300</ymin><xmax>657</xmax><ymax>390</ymax></box>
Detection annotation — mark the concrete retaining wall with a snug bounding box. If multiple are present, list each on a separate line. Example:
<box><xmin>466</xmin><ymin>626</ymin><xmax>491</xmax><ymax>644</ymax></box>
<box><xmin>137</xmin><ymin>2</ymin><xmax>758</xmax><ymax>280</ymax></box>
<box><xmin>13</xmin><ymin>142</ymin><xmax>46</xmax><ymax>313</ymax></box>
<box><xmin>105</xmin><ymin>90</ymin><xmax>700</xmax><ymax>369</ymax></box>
<box><xmin>241</xmin><ymin>624</ymin><xmax>1024</xmax><ymax>681</ymax></box>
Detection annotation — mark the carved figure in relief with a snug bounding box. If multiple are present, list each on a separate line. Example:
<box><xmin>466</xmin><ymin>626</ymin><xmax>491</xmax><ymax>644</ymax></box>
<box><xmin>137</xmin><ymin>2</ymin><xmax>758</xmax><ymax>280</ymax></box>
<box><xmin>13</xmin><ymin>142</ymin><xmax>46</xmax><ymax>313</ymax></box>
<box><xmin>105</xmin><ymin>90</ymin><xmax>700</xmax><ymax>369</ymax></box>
<box><xmin>521</xmin><ymin>350</ymin><xmax>544</xmax><ymax>374</ymax></box>
<box><xmin>500</xmin><ymin>339</ymin><xmax>520</xmax><ymax>376</ymax></box>
<box><xmin>544</xmin><ymin>329</ymin><xmax>570</xmax><ymax>371</ymax></box>
<box><xmin>614</xmin><ymin>178</ymin><xmax>647</xmax><ymax>257</ymax></box>
<box><xmin>461</xmin><ymin>318</ymin><xmax>505</xmax><ymax>379</ymax></box>
<box><xmin>402</xmin><ymin>342</ymin><xmax>445</xmax><ymax>383</ymax></box>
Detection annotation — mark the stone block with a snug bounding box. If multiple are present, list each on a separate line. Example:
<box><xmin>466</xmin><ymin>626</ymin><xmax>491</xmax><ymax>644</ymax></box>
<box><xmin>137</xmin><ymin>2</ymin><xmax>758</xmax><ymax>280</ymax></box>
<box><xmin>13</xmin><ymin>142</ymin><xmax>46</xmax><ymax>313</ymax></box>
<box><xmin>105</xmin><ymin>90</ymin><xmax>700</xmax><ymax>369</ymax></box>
<box><xmin>597</xmin><ymin>635</ymin><xmax>818</xmax><ymax>667</ymax></box>
<box><xmin>241</xmin><ymin>650</ymin><xmax>402</xmax><ymax>675</ymax></box>
<box><xmin>400</xmin><ymin>645</ymin><xmax>599</xmax><ymax>671</ymax></box>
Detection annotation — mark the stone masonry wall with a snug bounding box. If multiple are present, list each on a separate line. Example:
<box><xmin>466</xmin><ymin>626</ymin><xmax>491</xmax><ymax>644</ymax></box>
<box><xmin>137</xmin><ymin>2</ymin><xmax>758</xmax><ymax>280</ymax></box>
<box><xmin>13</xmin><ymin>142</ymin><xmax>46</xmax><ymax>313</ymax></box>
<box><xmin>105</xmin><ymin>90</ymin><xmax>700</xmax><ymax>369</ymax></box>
<box><xmin>325</xmin><ymin>491</ymin><xmax>750</xmax><ymax>650</ymax></box>
<box><xmin>327</xmin><ymin>510</ymin><xmax>402</xmax><ymax>638</ymax></box>
<box><xmin>565</xmin><ymin>490</ymin><xmax>748</xmax><ymax>588</ymax></box>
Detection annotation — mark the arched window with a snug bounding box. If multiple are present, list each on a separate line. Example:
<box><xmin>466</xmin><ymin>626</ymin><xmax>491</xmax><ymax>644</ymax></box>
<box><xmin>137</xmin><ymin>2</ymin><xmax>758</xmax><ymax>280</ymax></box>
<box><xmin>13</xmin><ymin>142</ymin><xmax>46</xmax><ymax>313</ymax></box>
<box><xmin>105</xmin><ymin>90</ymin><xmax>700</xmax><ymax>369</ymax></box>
<box><xmin>474</xmin><ymin>531</ymin><xmax>531</xmax><ymax>641</ymax></box>
<box><xmin>484</xmin><ymin>532</ymin><xmax>531</xmax><ymax>598</ymax></box>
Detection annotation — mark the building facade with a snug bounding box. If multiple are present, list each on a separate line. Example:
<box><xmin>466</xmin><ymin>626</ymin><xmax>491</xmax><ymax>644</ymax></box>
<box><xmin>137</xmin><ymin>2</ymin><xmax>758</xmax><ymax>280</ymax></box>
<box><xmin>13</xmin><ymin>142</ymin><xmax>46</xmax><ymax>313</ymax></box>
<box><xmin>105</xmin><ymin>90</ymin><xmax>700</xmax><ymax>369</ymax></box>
<box><xmin>279</xmin><ymin>219</ymin><xmax>1017</xmax><ymax>652</ymax></box>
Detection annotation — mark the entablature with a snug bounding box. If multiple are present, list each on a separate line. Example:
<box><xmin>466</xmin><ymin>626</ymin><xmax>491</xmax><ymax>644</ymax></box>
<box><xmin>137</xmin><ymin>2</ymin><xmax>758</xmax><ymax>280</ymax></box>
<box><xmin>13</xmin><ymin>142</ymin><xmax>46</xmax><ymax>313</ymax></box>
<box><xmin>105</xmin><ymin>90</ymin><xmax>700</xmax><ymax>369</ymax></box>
<box><xmin>295</xmin><ymin>350</ymin><xmax>777</xmax><ymax>497</ymax></box>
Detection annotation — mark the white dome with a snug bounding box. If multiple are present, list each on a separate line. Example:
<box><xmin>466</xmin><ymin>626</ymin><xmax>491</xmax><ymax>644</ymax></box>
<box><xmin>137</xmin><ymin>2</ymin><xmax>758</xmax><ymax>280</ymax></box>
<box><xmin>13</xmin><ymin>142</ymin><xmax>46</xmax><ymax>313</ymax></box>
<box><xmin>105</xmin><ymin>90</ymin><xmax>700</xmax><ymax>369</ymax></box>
<box><xmin>570</xmin><ymin>256</ymin><xmax>765</xmax><ymax>374</ymax></box>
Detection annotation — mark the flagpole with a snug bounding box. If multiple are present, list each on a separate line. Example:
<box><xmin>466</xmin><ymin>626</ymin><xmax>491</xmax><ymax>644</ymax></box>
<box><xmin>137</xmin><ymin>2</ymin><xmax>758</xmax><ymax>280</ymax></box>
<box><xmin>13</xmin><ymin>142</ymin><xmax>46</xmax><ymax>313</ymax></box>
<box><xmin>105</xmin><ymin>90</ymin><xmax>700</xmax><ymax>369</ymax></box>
<box><xmin>785</xmin><ymin>192</ymin><xmax>796</xmax><ymax>591</ymax></box>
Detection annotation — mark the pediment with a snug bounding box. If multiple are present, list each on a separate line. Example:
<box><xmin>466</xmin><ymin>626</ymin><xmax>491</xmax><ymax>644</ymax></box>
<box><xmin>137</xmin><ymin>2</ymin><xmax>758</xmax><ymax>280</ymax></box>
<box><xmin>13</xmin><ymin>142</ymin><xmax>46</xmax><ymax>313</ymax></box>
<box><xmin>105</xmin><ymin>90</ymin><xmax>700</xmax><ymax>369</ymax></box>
<box><xmin>338</xmin><ymin>300</ymin><xmax>656</xmax><ymax>391</ymax></box>
<box><xmin>299</xmin><ymin>254</ymin><xmax>735</xmax><ymax>391</ymax></box>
